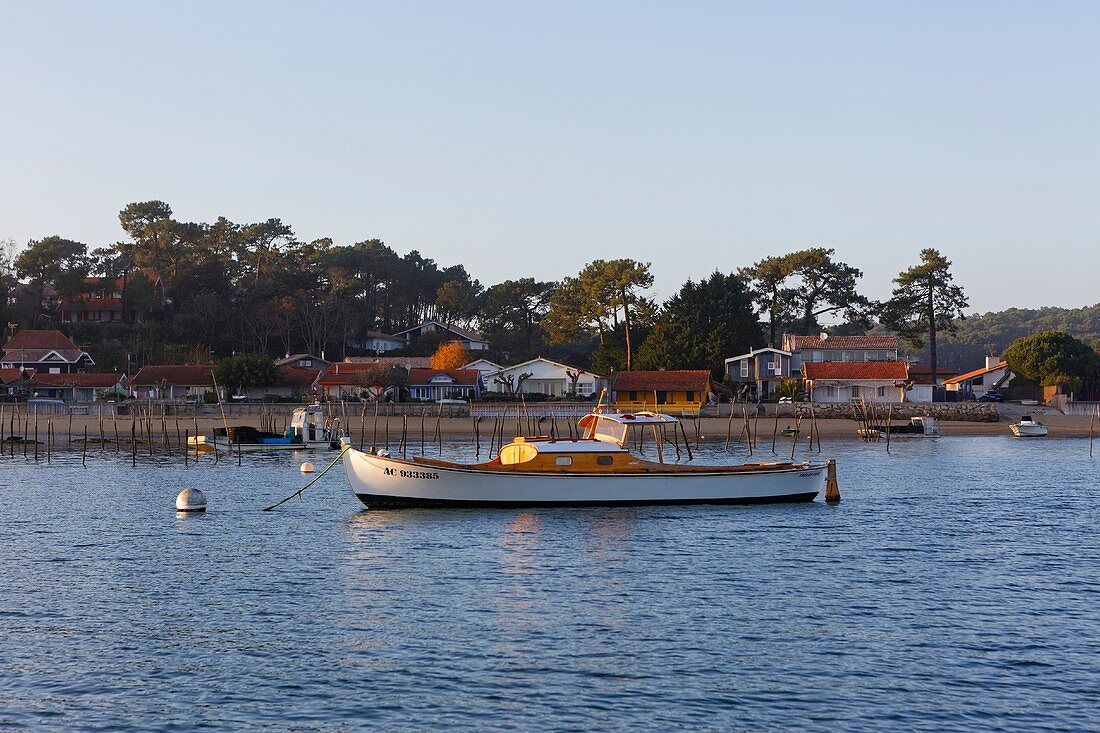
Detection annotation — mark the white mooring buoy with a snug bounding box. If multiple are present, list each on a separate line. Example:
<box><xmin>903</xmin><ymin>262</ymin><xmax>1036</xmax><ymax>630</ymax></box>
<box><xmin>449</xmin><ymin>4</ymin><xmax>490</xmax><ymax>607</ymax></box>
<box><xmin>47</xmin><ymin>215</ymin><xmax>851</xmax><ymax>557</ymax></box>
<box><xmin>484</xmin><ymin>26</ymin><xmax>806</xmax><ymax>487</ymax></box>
<box><xmin>300</xmin><ymin>461</ymin><xmax>316</xmax><ymax>474</ymax></box>
<box><xmin>176</xmin><ymin>487</ymin><xmax>207</xmax><ymax>513</ymax></box>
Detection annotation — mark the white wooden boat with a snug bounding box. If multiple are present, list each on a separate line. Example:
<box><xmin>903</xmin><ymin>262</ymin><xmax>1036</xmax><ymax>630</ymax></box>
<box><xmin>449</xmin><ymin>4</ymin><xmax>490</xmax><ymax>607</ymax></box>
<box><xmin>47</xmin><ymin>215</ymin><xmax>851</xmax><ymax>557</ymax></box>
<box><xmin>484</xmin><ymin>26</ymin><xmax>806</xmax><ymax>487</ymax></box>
<box><xmin>188</xmin><ymin>404</ymin><xmax>341</xmax><ymax>453</ymax></box>
<box><xmin>1010</xmin><ymin>415</ymin><xmax>1048</xmax><ymax>437</ymax></box>
<box><xmin>342</xmin><ymin>409</ymin><xmax>832</xmax><ymax>508</ymax></box>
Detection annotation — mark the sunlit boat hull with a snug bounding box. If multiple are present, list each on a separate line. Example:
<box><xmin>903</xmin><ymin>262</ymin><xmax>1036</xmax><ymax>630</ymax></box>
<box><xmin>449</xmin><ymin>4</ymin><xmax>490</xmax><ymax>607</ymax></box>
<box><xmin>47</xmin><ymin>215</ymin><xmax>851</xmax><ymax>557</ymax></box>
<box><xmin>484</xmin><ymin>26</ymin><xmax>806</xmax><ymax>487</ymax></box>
<box><xmin>343</xmin><ymin>447</ymin><xmax>826</xmax><ymax>507</ymax></box>
<box><xmin>1010</xmin><ymin>424</ymin><xmax>1048</xmax><ymax>437</ymax></box>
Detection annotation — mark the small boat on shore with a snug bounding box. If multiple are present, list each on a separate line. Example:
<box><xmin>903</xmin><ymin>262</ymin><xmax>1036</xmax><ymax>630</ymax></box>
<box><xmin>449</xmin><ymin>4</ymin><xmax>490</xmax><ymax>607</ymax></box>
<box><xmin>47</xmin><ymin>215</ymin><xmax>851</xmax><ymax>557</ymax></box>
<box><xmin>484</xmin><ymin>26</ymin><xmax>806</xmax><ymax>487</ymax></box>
<box><xmin>1010</xmin><ymin>415</ymin><xmax>1048</xmax><ymax>437</ymax></box>
<box><xmin>188</xmin><ymin>404</ymin><xmax>342</xmax><ymax>453</ymax></box>
<box><xmin>342</xmin><ymin>408</ymin><xmax>833</xmax><ymax>508</ymax></box>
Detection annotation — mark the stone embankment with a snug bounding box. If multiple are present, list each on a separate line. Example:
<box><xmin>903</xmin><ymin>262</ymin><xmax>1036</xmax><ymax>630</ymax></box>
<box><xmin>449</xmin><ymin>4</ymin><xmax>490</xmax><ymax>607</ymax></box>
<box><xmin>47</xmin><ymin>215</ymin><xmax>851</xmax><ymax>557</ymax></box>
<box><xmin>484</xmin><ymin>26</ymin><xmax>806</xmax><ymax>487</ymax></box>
<box><xmin>793</xmin><ymin>402</ymin><xmax>1000</xmax><ymax>422</ymax></box>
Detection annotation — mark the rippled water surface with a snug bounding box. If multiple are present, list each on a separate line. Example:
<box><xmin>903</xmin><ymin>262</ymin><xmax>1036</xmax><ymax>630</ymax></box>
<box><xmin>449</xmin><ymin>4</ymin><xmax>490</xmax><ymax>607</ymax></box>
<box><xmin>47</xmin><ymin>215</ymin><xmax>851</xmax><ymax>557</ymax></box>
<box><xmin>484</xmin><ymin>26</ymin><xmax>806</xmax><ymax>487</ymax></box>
<box><xmin>2</xmin><ymin>437</ymin><xmax>1099</xmax><ymax>731</ymax></box>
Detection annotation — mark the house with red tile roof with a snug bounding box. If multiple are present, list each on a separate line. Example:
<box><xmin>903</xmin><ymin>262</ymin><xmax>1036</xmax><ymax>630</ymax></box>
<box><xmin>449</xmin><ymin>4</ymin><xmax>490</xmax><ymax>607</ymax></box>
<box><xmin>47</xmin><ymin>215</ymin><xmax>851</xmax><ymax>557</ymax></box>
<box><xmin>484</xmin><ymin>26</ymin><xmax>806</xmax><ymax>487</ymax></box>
<box><xmin>57</xmin><ymin>271</ymin><xmax>166</xmax><ymax>324</ymax></box>
<box><xmin>611</xmin><ymin>370</ymin><xmax>715</xmax><ymax>414</ymax></box>
<box><xmin>943</xmin><ymin>357</ymin><xmax>1014</xmax><ymax>400</ymax></box>
<box><xmin>1</xmin><ymin>368</ymin><xmax>33</xmax><ymax>398</ymax></box>
<box><xmin>26</xmin><ymin>372</ymin><xmax>128</xmax><ymax>403</ymax></box>
<box><xmin>782</xmin><ymin>333</ymin><xmax>899</xmax><ymax>374</ymax></box>
<box><xmin>803</xmin><ymin>361</ymin><xmax>910</xmax><ymax>403</ymax></box>
<box><xmin>407</xmin><ymin>368</ymin><xmax>482</xmax><ymax>401</ymax></box>
<box><xmin>130</xmin><ymin>365</ymin><xmax>219</xmax><ymax>400</ymax></box>
<box><xmin>317</xmin><ymin>360</ymin><xmax>411</xmax><ymax>400</ymax></box>
<box><xmin>241</xmin><ymin>367</ymin><xmax>322</xmax><ymax>400</ymax></box>
<box><xmin>1</xmin><ymin>329</ymin><xmax>94</xmax><ymax>374</ymax></box>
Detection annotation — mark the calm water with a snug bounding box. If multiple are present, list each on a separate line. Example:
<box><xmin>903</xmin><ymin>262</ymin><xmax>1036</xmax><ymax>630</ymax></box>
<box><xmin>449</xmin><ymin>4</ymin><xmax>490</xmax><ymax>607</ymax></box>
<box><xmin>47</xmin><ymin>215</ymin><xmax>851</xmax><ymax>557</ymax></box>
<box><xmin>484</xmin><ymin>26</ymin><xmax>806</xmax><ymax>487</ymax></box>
<box><xmin>2</xmin><ymin>437</ymin><xmax>1098</xmax><ymax>731</ymax></box>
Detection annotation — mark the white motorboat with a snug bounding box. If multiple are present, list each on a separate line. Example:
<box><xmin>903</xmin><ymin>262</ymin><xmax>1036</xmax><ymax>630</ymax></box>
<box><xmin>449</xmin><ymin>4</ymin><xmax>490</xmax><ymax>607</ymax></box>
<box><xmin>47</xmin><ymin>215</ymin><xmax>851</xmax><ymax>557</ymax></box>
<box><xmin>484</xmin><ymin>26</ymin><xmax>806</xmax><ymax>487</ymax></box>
<box><xmin>342</xmin><ymin>408</ymin><xmax>834</xmax><ymax>508</ymax></box>
<box><xmin>1010</xmin><ymin>415</ymin><xmax>1048</xmax><ymax>437</ymax></box>
<box><xmin>188</xmin><ymin>403</ymin><xmax>342</xmax><ymax>453</ymax></box>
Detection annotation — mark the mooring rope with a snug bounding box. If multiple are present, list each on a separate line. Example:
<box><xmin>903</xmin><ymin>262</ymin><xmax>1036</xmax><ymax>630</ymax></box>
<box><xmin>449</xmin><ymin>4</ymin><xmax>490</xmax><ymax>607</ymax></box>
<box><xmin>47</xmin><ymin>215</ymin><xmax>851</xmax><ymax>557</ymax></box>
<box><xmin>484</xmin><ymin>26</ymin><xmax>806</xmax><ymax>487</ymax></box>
<box><xmin>262</xmin><ymin>445</ymin><xmax>351</xmax><ymax>512</ymax></box>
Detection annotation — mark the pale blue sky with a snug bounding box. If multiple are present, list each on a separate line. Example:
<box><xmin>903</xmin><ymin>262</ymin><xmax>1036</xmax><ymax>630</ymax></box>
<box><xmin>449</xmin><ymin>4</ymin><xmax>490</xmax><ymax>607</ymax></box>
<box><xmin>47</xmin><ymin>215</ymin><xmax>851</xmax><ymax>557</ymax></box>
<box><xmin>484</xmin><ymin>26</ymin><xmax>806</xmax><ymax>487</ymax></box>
<box><xmin>2</xmin><ymin>2</ymin><xmax>1097</xmax><ymax>313</ymax></box>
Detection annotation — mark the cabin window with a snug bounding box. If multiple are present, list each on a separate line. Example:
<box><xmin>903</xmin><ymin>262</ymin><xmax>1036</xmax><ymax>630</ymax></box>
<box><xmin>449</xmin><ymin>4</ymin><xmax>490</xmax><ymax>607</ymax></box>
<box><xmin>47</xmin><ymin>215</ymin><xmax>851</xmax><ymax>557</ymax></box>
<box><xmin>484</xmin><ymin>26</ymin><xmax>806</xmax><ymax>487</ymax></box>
<box><xmin>686</xmin><ymin>391</ymin><xmax>695</xmax><ymax>402</ymax></box>
<box><xmin>656</xmin><ymin>391</ymin><xmax>667</xmax><ymax>404</ymax></box>
<box><xmin>555</xmin><ymin>456</ymin><xmax>572</xmax><ymax>466</ymax></box>
<box><xmin>740</xmin><ymin>361</ymin><xmax>749</xmax><ymax>378</ymax></box>
<box><xmin>596</xmin><ymin>455</ymin><xmax>614</xmax><ymax>466</ymax></box>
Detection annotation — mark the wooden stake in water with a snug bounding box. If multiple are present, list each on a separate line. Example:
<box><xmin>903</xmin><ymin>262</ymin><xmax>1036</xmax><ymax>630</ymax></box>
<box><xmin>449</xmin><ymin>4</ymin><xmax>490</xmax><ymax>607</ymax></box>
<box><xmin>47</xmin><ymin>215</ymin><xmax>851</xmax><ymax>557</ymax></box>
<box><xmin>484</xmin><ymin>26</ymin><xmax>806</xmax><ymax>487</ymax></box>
<box><xmin>679</xmin><ymin>419</ymin><xmax>693</xmax><ymax>461</ymax></box>
<box><xmin>885</xmin><ymin>404</ymin><xmax>893</xmax><ymax>453</ymax></box>
<box><xmin>184</xmin><ymin>429</ymin><xmax>189</xmax><ymax>467</ymax></box>
<box><xmin>46</xmin><ymin>418</ymin><xmax>52</xmax><ymax>463</ymax></box>
<box><xmin>724</xmin><ymin>397</ymin><xmax>735</xmax><ymax>450</ymax></box>
<box><xmin>474</xmin><ymin>418</ymin><xmax>481</xmax><ymax>458</ymax></box>
<box><xmin>68</xmin><ymin>409</ymin><xmax>73</xmax><ymax>446</ymax></box>
<box><xmin>82</xmin><ymin>426</ymin><xmax>88</xmax><ymax>466</ymax></box>
<box><xmin>790</xmin><ymin>416</ymin><xmax>802</xmax><ymax>460</ymax></box>
<box><xmin>34</xmin><ymin>406</ymin><xmax>39</xmax><ymax>462</ymax></box>
<box><xmin>772</xmin><ymin>405</ymin><xmax>780</xmax><ymax>454</ymax></box>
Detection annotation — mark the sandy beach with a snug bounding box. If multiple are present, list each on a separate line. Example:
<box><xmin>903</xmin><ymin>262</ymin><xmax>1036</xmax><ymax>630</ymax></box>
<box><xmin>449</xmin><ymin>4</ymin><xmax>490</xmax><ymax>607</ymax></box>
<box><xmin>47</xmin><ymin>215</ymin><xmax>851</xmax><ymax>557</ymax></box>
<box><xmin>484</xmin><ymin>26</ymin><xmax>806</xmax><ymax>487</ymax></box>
<box><xmin>3</xmin><ymin>402</ymin><xmax>1094</xmax><ymax>445</ymax></box>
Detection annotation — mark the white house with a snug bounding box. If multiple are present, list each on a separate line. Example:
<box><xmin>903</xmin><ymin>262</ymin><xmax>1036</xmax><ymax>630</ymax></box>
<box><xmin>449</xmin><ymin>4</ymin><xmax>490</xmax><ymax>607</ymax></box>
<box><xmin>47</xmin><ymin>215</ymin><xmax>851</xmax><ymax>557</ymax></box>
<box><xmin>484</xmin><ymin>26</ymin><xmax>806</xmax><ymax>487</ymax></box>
<box><xmin>393</xmin><ymin>321</ymin><xmax>490</xmax><ymax>351</ymax></box>
<box><xmin>944</xmin><ymin>357</ymin><xmax>1013</xmax><ymax>399</ymax></box>
<box><xmin>462</xmin><ymin>358</ymin><xmax>505</xmax><ymax>384</ymax></box>
<box><xmin>346</xmin><ymin>331</ymin><xmax>406</xmax><ymax>353</ymax></box>
<box><xmin>803</xmin><ymin>361</ymin><xmax>910</xmax><ymax>403</ymax></box>
<box><xmin>486</xmin><ymin>358</ymin><xmax>606</xmax><ymax>397</ymax></box>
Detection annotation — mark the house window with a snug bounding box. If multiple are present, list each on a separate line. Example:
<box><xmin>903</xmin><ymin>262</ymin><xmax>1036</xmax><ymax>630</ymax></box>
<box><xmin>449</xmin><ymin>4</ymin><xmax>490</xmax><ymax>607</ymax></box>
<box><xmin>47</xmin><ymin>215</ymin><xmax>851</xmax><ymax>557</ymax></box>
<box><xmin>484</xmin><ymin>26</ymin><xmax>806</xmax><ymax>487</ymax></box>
<box><xmin>740</xmin><ymin>361</ymin><xmax>749</xmax><ymax>378</ymax></box>
<box><xmin>686</xmin><ymin>391</ymin><xmax>695</xmax><ymax>402</ymax></box>
<box><xmin>303</xmin><ymin>359</ymin><xmax>312</xmax><ymax>367</ymax></box>
<box><xmin>577</xmin><ymin>383</ymin><xmax>593</xmax><ymax>395</ymax></box>
<box><xmin>826</xmin><ymin>386</ymin><xmax>836</xmax><ymax>397</ymax></box>
<box><xmin>629</xmin><ymin>391</ymin><xmax>638</xmax><ymax>401</ymax></box>
<box><xmin>842</xmin><ymin>351</ymin><xmax>853</xmax><ymax>362</ymax></box>
<box><xmin>877</xmin><ymin>386</ymin><xmax>887</xmax><ymax>398</ymax></box>
<box><xmin>656</xmin><ymin>391</ymin><xmax>667</xmax><ymax>404</ymax></box>
<box><xmin>809</xmin><ymin>351</ymin><xmax>822</xmax><ymax>363</ymax></box>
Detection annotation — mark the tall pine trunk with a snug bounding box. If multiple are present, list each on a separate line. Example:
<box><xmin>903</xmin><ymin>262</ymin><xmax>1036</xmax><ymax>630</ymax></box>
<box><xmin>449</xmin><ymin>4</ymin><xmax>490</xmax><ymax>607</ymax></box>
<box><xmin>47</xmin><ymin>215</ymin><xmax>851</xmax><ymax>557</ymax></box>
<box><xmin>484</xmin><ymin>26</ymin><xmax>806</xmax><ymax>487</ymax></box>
<box><xmin>927</xmin><ymin>284</ymin><xmax>937</xmax><ymax>391</ymax></box>
<box><xmin>621</xmin><ymin>288</ymin><xmax>633</xmax><ymax>371</ymax></box>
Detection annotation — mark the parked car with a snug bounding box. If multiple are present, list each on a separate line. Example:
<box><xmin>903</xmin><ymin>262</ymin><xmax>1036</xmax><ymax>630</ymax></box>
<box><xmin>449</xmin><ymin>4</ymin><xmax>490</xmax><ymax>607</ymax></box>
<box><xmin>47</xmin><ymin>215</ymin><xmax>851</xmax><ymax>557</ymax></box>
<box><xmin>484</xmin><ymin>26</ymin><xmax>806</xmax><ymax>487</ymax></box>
<box><xmin>979</xmin><ymin>391</ymin><xmax>1004</xmax><ymax>402</ymax></box>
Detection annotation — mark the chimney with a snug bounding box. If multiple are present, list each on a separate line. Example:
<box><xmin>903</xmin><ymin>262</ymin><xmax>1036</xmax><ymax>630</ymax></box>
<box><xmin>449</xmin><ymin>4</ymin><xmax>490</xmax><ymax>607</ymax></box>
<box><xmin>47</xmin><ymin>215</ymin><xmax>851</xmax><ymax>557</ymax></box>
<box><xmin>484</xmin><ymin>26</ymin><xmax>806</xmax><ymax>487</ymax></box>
<box><xmin>985</xmin><ymin>355</ymin><xmax>1002</xmax><ymax>370</ymax></box>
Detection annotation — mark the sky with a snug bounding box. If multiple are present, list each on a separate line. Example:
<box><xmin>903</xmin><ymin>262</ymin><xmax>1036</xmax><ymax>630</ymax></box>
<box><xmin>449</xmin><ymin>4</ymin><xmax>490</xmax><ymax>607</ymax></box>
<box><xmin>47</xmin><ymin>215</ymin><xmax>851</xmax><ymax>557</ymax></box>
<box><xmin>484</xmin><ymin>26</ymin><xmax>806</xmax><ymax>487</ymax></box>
<box><xmin>1</xmin><ymin>1</ymin><xmax>1098</xmax><ymax>314</ymax></box>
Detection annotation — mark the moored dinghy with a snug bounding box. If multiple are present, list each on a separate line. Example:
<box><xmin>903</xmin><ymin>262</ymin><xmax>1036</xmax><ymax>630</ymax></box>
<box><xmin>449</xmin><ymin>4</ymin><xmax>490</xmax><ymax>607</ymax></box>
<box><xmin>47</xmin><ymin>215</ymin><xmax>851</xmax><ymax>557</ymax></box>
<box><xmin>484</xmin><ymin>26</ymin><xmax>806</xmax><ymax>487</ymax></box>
<box><xmin>342</xmin><ymin>407</ymin><xmax>832</xmax><ymax>508</ymax></box>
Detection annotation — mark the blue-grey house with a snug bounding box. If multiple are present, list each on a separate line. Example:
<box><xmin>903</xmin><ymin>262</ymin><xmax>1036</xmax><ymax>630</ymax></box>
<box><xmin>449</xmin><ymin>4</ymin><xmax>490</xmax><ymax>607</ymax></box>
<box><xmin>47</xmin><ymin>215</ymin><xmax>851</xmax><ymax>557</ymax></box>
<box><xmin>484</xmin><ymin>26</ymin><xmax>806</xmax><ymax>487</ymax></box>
<box><xmin>724</xmin><ymin>347</ymin><xmax>793</xmax><ymax>400</ymax></box>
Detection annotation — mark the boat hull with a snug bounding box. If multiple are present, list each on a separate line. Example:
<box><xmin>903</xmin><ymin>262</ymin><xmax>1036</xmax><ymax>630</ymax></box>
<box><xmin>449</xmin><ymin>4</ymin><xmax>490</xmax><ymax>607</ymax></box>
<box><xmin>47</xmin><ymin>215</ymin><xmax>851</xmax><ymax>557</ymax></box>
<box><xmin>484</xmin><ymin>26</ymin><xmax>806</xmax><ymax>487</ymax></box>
<box><xmin>1010</xmin><ymin>424</ymin><xmax>1048</xmax><ymax>437</ymax></box>
<box><xmin>187</xmin><ymin>436</ymin><xmax>335</xmax><ymax>453</ymax></box>
<box><xmin>343</xmin><ymin>448</ymin><xmax>826</xmax><ymax>508</ymax></box>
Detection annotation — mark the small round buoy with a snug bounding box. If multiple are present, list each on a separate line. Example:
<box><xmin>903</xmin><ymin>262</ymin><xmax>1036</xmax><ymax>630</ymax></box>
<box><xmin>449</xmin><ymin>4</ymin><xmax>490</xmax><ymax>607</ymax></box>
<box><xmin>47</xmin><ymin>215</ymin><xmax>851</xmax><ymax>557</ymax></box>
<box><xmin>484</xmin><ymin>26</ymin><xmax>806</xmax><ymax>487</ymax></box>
<box><xmin>300</xmin><ymin>461</ymin><xmax>316</xmax><ymax>474</ymax></box>
<box><xmin>176</xmin><ymin>487</ymin><xmax>207</xmax><ymax>513</ymax></box>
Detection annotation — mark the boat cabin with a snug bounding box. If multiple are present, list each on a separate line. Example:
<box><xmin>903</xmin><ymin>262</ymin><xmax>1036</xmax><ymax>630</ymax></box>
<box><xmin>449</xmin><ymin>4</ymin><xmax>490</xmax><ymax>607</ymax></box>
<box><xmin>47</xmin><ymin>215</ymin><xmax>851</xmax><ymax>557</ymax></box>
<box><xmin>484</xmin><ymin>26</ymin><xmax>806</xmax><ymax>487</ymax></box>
<box><xmin>288</xmin><ymin>403</ymin><xmax>329</xmax><ymax>442</ymax></box>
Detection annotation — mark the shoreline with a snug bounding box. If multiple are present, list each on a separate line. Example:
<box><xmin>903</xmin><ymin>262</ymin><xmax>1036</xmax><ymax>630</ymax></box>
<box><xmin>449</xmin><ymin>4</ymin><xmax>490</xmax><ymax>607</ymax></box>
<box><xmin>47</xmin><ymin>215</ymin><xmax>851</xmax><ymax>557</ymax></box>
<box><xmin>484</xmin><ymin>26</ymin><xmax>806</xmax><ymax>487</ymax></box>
<box><xmin>2</xmin><ymin>413</ymin><xmax>1096</xmax><ymax>442</ymax></box>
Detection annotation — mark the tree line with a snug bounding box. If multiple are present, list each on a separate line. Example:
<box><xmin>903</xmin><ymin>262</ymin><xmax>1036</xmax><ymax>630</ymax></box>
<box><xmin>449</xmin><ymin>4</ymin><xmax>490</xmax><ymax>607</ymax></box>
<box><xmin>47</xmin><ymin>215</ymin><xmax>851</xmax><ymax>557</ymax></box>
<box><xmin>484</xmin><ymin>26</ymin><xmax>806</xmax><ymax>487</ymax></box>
<box><xmin>0</xmin><ymin>201</ymin><xmax>976</xmax><ymax>380</ymax></box>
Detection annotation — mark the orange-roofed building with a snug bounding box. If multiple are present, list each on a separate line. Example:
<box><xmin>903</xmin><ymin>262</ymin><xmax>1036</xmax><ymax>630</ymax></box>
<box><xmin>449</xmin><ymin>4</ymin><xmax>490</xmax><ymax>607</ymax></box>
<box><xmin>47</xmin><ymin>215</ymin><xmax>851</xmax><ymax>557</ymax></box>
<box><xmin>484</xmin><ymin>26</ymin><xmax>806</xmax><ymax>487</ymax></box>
<box><xmin>803</xmin><ymin>361</ymin><xmax>910</xmax><ymax>403</ymax></box>
<box><xmin>611</xmin><ymin>371</ymin><xmax>715</xmax><ymax>414</ymax></box>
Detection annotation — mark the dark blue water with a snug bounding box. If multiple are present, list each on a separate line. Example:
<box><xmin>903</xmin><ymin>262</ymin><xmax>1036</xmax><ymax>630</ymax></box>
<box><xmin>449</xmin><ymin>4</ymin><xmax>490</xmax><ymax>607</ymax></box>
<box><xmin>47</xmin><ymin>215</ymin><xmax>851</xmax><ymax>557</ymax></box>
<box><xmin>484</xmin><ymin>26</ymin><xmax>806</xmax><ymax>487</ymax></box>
<box><xmin>2</xmin><ymin>437</ymin><xmax>1098</xmax><ymax>731</ymax></box>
